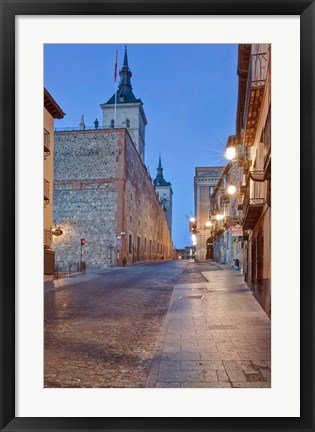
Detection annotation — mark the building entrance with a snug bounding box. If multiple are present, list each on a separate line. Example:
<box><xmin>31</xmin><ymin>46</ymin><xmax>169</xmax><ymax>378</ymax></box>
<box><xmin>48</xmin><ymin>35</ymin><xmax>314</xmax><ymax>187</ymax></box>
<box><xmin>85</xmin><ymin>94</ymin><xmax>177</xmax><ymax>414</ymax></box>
<box><xmin>206</xmin><ymin>237</ymin><xmax>213</xmax><ymax>260</ymax></box>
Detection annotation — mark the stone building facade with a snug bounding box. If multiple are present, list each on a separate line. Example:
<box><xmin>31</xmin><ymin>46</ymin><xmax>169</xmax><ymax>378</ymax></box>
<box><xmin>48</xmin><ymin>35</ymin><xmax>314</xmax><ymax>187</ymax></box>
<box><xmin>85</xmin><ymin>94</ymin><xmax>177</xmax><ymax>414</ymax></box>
<box><xmin>193</xmin><ymin>167</ymin><xmax>224</xmax><ymax>262</ymax></box>
<box><xmin>53</xmin><ymin>128</ymin><xmax>173</xmax><ymax>269</ymax></box>
<box><xmin>236</xmin><ymin>43</ymin><xmax>271</xmax><ymax>317</ymax></box>
<box><xmin>208</xmin><ymin>44</ymin><xmax>271</xmax><ymax>317</ymax></box>
<box><xmin>210</xmin><ymin>146</ymin><xmax>244</xmax><ymax>269</ymax></box>
<box><xmin>44</xmin><ymin>88</ymin><xmax>65</xmax><ymax>280</ymax></box>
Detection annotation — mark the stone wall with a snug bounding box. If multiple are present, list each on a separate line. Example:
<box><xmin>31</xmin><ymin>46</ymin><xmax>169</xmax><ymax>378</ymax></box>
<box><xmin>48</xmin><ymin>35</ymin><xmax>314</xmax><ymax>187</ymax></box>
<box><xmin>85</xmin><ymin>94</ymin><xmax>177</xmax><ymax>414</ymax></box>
<box><xmin>119</xmin><ymin>132</ymin><xmax>173</xmax><ymax>265</ymax></box>
<box><xmin>101</xmin><ymin>103</ymin><xmax>146</xmax><ymax>161</ymax></box>
<box><xmin>53</xmin><ymin>130</ymin><xmax>120</xmax><ymax>269</ymax></box>
<box><xmin>53</xmin><ymin>128</ymin><xmax>172</xmax><ymax>270</ymax></box>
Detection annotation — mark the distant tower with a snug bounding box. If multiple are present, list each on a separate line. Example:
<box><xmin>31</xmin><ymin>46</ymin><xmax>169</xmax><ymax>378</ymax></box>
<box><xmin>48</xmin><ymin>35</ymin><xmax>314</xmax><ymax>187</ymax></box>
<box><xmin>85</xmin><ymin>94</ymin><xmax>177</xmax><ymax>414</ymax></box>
<box><xmin>100</xmin><ymin>46</ymin><xmax>147</xmax><ymax>162</ymax></box>
<box><xmin>153</xmin><ymin>155</ymin><xmax>173</xmax><ymax>236</ymax></box>
<box><xmin>79</xmin><ymin>114</ymin><xmax>85</xmax><ymax>130</ymax></box>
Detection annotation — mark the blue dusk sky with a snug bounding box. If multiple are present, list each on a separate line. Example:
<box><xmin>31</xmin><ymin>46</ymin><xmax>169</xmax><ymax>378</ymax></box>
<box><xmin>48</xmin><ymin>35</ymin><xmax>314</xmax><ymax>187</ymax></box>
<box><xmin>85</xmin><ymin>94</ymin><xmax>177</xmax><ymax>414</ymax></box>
<box><xmin>44</xmin><ymin>44</ymin><xmax>238</xmax><ymax>249</ymax></box>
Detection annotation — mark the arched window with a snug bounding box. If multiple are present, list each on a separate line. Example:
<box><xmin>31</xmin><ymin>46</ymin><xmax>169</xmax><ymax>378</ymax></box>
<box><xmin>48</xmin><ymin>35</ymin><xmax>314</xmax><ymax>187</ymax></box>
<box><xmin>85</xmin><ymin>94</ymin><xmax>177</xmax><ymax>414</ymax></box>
<box><xmin>126</xmin><ymin>119</ymin><xmax>130</xmax><ymax>127</ymax></box>
<box><xmin>110</xmin><ymin>119</ymin><xmax>115</xmax><ymax>128</ymax></box>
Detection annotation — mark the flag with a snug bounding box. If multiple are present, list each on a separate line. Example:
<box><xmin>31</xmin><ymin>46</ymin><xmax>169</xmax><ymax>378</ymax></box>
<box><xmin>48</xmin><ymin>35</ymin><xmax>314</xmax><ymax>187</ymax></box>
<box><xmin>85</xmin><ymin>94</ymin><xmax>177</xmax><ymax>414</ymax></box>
<box><xmin>114</xmin><ymin>50</ymin><xmax>118</xmax><ymax>82</ymax></box>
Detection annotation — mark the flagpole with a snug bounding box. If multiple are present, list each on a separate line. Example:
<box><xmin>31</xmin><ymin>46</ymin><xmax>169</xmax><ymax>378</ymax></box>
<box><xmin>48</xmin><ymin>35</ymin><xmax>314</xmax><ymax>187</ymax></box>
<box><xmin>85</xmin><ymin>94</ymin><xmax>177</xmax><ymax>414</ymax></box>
<box><xmin>114</xmin><ymin>82</ymin><xmax>117</xmax><ymax>128</ymax></box>
<box><xmin>114</xmin><ymin>49</ymin><xmax>118</xmax><ymax>128</ymax></box>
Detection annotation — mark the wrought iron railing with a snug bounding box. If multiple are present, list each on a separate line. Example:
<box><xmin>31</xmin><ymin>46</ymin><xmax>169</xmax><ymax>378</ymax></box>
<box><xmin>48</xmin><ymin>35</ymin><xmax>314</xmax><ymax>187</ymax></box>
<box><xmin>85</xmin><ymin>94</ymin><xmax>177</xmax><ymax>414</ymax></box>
<box><xmin>243</xmin><ymin>196</ymin><xmax>265</xmax><ymax>218</ymax></box>
<box><xmin>55</xmin><ymin>125</ymin><xmax>134</xmax><ymax>132</ymax></box>
<box><xmin>53</xmin><ymin>261</ymin><xmax>86</xmax><ymax>279</ymax></box>
<box><xmin>263</xmin><ymin>108</ymin><xmax>271</xmax><ymax>173</ymax></box>
<box><xmin>243</xmin><ymin>52</ymin><xmax>268</xmax><ymax>147</ymax></box>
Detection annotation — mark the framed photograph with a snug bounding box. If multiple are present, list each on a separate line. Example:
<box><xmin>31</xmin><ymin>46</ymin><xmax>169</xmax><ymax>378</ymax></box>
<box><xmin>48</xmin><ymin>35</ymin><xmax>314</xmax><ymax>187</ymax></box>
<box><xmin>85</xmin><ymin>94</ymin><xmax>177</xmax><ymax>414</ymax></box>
<box><xmin>1</xmin><ymin>0</ymin><xmax>314</xmax><ymax>431</ymax></box>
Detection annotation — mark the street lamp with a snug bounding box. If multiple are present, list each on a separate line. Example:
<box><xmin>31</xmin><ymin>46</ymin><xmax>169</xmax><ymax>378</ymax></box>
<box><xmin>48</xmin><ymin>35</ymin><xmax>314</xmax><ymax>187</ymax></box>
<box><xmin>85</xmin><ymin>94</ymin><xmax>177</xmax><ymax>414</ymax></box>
<box><xmin>80</xmin><ymin>238</ymin><xmax>86</xmax><ymax>272</ymax></box>
<box><xmin>225</xmin><ymin>146</ymin><xmax>236</xmax><ymax>161</ymax></box>
<box><xmin>227</xmin><ymin>184</ymin><xmax>236</xmax><ymax>195</ymax></box>
<box><xmin>51</xmin><ymin>224</ymin><xmax>63</xmax><ymax>237</ymax></box>
<box><xmin>189</xmin><ymin>217</ymin><xmax>197</xmax><ymax>234</ymax></box>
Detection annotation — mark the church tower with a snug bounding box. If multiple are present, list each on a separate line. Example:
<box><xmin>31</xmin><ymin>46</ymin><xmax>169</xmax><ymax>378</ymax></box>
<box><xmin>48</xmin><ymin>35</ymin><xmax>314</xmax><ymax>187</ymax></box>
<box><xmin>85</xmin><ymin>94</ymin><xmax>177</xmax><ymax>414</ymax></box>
<box><xmin>153</xmin><ymin>155</ymin><xmax>173</xmax><ymax>236</ymax></box>
<box><xmin>100</xmin><ymin>46</ymin><xmax>147</xmax><ymax>162</ymax></box>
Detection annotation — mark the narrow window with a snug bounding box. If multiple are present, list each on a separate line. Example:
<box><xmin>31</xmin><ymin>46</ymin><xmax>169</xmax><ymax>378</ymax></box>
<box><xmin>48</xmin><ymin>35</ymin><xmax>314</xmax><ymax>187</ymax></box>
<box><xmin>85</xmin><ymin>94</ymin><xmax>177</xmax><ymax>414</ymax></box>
<box><xmin>129</xmin><ymin>235</ymin><xmax>132</xmax><ymax>254</ymax></box>
<box><xmin>126</xmin><ymin>119</ymin><xmax>130</xmax><ymax>127</ymax></box>
<box><xmin>110</xmin><ymin>119</ymin><xmax>115</xmax><ymax>128</ymax></box>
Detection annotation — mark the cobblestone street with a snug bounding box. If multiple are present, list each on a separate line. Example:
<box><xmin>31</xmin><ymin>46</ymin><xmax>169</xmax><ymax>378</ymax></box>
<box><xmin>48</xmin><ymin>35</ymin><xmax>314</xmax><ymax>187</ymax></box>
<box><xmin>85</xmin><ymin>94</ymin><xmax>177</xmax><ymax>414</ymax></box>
<box><xmin>44</xmin><ymin>261</ymin><xmax>271</xmax><ymax>388</ymax></box>
<box><xmin>44</xmin><ymin>261</ymin><xmax>184</xmax><ymax>387</ymax></box>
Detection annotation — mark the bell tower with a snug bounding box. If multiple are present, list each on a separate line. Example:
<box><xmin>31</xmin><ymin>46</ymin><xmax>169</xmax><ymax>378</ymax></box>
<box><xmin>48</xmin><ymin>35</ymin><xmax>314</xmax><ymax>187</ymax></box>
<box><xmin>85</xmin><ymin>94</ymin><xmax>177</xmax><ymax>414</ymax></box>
<box><xmin>100</xmin><ymin>46</ymin><xmax>147</xmax><ymax>162</ymax></box>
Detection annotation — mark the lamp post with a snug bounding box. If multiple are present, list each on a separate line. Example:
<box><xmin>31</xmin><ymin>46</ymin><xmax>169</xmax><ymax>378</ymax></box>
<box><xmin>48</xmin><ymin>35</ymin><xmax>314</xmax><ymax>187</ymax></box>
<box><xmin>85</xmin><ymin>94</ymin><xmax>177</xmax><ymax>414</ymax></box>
<box><xmin>80</xmin><ymin>238</ymin><xmax>86</xmax><ymax>271</ymax></box>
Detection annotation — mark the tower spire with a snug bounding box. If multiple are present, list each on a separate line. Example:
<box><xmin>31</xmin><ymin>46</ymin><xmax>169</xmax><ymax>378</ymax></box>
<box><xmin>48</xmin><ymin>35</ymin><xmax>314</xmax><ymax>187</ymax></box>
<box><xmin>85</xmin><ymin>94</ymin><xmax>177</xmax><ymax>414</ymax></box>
<box><xmin>79</xmin><ymin>114</ymin><xmax>85</xmax><ymax>130</ymax></box>
<box><xmin>158</xmin><ymin>153</ymin><xmax>162</xmax><ymax>169</ymax></box>
<box><xmin>155</xmin><ymin>155</ymin><xmax>168</xmax><ymax>185</ymax></box>
<box><xmin>123</xmin><ymin>45</ymin><xmax>129</xmax><ymax>68</ymax></box>
<box><xmin>118</xmin><ymin>45</ymin><xmax>132</xmax><ymax>90</ymax></box>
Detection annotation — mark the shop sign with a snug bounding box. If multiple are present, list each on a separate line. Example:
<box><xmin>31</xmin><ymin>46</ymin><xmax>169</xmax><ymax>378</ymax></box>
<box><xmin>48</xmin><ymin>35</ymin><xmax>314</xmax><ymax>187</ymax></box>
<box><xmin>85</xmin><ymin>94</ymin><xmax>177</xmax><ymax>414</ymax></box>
<box><xmin>116</xmin><ymin>236</ymin><xmax>122</xmax><ymax>250</ymax></box>
<box><xmin>230</xmin><ymin>225</ymin><xmax>243</xmax><ymax>236</ymax></box>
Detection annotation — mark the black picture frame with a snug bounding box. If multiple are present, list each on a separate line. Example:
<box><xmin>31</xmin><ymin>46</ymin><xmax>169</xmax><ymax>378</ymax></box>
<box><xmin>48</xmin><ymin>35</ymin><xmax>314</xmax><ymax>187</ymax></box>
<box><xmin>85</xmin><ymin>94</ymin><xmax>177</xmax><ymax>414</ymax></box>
<box><xmin>1</xmin><ymin>0</ymin><xmax>314</xmax><ymax>431</ymax></box>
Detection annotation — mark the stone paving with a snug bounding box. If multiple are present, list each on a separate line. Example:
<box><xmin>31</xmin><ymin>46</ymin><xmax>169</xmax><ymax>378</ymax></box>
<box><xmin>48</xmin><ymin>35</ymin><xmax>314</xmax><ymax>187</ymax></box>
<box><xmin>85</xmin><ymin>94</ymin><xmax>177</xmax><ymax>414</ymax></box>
<box><xmin>44</xmin><ymin>261</ymin><xmax>184</xmax><ymax>388</ymax></box>
<box><xmin>146</xmin><ymin>263</ymin><xmax>271</xmax><ymax>388</ymax></box>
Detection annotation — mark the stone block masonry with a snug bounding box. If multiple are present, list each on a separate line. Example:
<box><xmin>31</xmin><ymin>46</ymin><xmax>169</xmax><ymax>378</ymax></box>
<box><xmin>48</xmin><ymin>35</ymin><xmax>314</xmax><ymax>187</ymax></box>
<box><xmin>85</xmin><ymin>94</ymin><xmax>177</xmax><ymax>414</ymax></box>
<box><xmin>53</xmin><ymin>128</ymin><xmax>172</xmax><ymax>269</ymax></box>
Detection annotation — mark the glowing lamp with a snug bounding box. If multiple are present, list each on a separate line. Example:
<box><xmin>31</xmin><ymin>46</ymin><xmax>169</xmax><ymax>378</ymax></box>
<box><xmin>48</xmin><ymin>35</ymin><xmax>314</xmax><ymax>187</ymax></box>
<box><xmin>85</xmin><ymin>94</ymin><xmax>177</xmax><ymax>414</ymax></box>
<box><xmin>227</xmin><ymin>184</ymin><xmax>236</xmax><ymax>195</ymax></box>
<box><xmin>225</xmin><ymin>146</ymin><xmax>236</xmax><ymax>160</ymax></box>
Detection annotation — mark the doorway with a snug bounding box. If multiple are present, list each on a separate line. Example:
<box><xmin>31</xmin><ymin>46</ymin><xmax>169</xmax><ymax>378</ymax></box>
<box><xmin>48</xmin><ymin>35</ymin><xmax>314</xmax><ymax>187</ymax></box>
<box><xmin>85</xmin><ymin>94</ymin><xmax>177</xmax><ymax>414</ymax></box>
<box><xmin>206</xmin><ymin>237</ymin><xmax>213</xmax><ymax>260</ymax></box>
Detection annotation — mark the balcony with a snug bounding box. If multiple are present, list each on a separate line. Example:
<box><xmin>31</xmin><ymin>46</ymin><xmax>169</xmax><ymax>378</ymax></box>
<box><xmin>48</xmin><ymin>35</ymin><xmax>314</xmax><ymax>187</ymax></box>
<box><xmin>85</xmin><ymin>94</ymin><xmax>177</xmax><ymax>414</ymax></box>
<box><xmin>242</xmin><ymin>196</ymin><xmax>265</xmax><ymax>230</ymax></box>
<box><xmin>44</xmin><ymin>129</ymin><xmax>50</xmax><ymax>158</ymax></box>
<box><xmin>243</xmin><ymin>53</ymin><xmax>268</xmax><ymax>147</ymax></box>
<box><xmin>44</xmin><ymin>179</ymin><xmax>50</xmax><ymax>206</ymax></box>
<box><xmin>263</xmin><ymin>109</ymin><xmax>271</xmax><ymax>180</ymax></box>
<box><xmin>249</xmin><ymin>170</ymin><xmax>265</xmax><ymax>182</ymax></box>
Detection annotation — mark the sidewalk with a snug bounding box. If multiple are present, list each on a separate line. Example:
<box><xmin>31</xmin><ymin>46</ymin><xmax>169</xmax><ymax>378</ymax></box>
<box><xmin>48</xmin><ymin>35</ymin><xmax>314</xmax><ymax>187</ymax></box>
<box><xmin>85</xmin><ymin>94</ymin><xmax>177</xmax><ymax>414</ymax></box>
<box><xmin>146</xmin><ymin>264</ymin><xmax>271</xmax><ymax>388</ymax></box>
<box><xmin>44</xmin><ymin>266</ymin><xmax>130</xmax><ymax>291</ymax></box>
